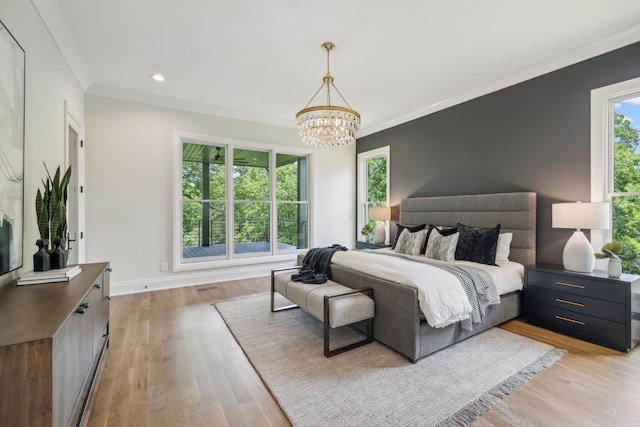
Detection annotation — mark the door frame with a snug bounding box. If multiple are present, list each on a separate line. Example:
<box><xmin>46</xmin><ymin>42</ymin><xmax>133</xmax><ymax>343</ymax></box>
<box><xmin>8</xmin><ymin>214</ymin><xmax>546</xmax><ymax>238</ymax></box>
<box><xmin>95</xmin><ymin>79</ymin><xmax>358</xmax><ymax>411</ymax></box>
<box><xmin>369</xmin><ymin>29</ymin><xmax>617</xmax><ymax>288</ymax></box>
<box><xmin>64</xmin><ymin>101</ymin><xmax>85</xmax><ymax>264</ymax></box>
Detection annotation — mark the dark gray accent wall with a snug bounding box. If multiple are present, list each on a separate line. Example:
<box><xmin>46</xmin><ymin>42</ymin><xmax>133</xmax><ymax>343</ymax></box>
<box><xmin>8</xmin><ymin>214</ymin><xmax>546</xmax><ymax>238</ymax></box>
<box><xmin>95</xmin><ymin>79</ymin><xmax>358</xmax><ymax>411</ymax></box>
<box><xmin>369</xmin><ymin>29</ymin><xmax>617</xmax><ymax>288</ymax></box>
<box><xmin>357</xmin><ymin>42</ymin><xmax>640</xmax><ymax>265</ymax></box>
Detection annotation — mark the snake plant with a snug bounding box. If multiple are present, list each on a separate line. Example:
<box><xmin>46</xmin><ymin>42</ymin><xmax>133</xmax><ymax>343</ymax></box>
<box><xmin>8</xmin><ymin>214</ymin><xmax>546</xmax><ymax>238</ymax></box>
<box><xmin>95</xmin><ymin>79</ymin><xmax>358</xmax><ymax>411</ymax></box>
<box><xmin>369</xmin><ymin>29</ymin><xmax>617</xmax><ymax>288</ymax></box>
<box><xmin>35</xmin><ymin>164</ymin><xmax>72</xmax><ymax>250</ymax></box>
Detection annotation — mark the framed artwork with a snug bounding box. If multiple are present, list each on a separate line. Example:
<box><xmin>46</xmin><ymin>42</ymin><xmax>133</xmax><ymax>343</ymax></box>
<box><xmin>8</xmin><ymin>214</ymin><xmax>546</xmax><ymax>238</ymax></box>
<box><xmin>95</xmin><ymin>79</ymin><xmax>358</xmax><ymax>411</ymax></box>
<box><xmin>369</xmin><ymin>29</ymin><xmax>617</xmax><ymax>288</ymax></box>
<box><xmin>0</xmin><ymin>20</ymin><xmax>25</xmax><ymax>276</ymax></box>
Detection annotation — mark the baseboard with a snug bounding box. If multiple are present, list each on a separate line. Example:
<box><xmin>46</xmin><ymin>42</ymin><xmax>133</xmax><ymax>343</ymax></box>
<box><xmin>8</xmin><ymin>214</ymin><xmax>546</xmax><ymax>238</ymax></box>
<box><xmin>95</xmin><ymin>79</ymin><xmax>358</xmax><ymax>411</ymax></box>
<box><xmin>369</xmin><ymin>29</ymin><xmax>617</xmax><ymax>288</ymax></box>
<box><xmin>110</xmin><ymin>260</ymin><xmax>297</xmax><ymax>295</ymax></box>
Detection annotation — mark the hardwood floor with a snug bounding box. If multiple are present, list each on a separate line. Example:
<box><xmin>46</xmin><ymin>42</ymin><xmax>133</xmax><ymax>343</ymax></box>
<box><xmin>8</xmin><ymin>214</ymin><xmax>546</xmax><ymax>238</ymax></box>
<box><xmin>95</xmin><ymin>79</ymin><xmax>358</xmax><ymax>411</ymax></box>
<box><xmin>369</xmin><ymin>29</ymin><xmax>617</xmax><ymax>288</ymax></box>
<box><xmin>84</xmin><ymin>277</ymin><xmax>640</xmax><ymax>427</ymax></box>
<box><xmin>83</xmin><ymin>277</ymin><xmax>289</xmax><ymax>427</ymax></box>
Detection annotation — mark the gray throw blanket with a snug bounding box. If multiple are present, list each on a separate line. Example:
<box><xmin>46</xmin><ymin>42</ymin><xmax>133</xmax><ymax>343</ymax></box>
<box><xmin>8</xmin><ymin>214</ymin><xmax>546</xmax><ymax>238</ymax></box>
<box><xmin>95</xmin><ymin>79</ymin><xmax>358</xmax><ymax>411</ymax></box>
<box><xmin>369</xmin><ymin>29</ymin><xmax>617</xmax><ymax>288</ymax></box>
<box><xmin>291</xmin><ymin>244</ymin><xmax>348</xmax><ymax>284</ymax></box>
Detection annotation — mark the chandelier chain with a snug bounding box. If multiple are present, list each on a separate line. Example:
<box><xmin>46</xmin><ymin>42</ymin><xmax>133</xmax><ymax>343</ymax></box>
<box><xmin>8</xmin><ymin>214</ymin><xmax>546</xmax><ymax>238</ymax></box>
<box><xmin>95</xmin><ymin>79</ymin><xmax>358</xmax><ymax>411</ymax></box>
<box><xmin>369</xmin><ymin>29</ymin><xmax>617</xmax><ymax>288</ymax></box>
<box><xmin>325</xmin><ymin>43</ymin><xmax>332</xmax><ymax>106</ymax></box>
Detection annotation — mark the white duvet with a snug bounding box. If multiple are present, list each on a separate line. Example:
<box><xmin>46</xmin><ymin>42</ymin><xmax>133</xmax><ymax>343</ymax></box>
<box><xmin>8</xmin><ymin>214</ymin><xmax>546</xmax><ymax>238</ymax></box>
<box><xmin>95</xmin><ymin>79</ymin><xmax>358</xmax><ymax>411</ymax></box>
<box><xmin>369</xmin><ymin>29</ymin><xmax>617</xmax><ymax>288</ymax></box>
<box><xmin>330</xmin><ymin>249</ymin><xmax>523</xmax><ymax>329</ymax></box>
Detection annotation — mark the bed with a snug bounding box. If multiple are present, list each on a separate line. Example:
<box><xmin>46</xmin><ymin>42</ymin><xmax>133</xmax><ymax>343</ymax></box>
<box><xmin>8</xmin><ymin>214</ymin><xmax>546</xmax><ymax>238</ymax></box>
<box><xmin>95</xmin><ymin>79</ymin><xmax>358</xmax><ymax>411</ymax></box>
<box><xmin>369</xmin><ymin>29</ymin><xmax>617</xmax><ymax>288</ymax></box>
<box><xmin>324</xmin><ymin>192</ymin><xmax>536</xmax><ymax>362</ymax></box>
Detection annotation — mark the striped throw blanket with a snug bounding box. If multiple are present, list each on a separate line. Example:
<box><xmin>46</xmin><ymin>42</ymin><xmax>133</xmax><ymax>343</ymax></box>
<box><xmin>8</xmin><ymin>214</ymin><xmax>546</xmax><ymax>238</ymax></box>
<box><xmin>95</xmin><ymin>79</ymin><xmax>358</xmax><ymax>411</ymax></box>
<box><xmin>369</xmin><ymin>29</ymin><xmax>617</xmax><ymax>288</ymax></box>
<box><xmin>425</xmin><ymin>262</ymin><xmax>500</xmax><ymax>330</ymax></box>
<box><xmin>364</xmin><ymin>251</ymin><xmax>500</xmax><ymax>330</ymax></box>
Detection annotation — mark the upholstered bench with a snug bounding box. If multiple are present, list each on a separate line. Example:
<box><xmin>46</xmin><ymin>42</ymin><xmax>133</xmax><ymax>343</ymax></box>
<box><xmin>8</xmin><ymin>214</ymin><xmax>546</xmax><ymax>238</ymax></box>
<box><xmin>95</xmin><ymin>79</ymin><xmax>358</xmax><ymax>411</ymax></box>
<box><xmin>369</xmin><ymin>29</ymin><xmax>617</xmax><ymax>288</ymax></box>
<box><xmin>271</xmin><ymin>266</ymin><xmax>375</xmax><ymax>357</ymax></box>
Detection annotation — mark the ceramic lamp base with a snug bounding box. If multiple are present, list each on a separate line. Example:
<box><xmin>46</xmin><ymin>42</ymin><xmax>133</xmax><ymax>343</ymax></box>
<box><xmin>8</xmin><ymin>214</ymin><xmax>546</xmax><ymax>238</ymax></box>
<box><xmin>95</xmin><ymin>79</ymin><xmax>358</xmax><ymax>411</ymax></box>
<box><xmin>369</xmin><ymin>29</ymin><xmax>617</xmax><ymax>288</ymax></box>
<box><xmin>374</xmin><ymin>222</ymin><xmax>386</xmax><ymax>244</ymax></box>
<box><xmin>562</xmin><ymin>230</ymin><xmax>595</xmax><ymax>273</ymax></box>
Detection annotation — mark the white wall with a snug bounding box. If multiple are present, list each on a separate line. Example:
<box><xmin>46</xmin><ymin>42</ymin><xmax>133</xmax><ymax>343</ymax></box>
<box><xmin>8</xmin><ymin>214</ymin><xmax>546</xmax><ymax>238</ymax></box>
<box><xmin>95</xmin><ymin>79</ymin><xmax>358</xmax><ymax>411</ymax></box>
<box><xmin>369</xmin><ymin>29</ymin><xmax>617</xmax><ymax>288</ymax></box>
<box><xmin>0</xmin><ymin>1</ymin><xmax>85</xmax><ymax>287</ymax></box>
<box><xmin>84</xmin><ymin>96</ymin><xmax>355</xmax><ymax>295</ymax></box>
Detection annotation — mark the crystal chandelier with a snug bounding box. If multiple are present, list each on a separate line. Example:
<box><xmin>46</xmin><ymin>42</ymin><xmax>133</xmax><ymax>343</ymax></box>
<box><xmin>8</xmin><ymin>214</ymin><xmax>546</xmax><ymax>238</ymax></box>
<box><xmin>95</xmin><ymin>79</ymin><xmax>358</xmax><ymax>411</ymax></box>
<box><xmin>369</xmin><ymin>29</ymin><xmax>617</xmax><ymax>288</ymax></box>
<box><xmin>295</xmin><ymin>42</ymin><xmax>361</xmax><ymax>148</ymax></box>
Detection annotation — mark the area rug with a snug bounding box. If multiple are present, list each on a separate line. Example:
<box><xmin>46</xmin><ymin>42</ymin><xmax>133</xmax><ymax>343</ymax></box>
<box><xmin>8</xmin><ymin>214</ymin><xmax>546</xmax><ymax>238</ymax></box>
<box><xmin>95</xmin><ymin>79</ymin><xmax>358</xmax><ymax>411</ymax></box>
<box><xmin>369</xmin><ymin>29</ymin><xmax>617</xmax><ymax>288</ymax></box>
<box><xmin>214</xmin><ymin>293</ymin><xmax>564</xmax><ymax>427</ymax></box>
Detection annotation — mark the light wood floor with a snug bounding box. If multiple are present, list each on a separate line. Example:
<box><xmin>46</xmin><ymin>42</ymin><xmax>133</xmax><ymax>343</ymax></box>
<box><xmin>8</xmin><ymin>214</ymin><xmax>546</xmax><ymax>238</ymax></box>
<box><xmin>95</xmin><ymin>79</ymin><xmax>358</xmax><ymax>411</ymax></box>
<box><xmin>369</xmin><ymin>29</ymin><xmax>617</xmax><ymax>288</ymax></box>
<box><xmin>84</xmin><ymin>277</ymin><xmax>640</xmax><ymax>427</ymax></box>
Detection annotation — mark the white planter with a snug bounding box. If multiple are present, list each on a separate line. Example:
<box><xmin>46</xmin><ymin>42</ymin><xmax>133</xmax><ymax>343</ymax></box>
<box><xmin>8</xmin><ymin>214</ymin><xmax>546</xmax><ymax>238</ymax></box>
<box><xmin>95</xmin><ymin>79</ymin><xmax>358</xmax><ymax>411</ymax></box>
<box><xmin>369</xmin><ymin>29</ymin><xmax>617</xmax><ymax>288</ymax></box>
<box><xmin>607</xmin><ymin>258</ymin><xmax>622</xmax><ymax>278</ymax></box>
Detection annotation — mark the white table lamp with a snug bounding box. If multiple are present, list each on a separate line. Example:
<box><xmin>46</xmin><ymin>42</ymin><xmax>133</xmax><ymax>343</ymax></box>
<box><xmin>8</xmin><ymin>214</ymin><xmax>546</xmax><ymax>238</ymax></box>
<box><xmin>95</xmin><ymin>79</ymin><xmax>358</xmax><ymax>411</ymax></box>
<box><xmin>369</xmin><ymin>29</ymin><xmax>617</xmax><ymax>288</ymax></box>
<box><xmin>552</xmin><ymin>202</ymin><xmax>610</xmax><ymax>272</ymax></box>
<box><xmin>368</xmin><ymin>206</ymin><xmax>391</xmax><ymax>244</ymax></box>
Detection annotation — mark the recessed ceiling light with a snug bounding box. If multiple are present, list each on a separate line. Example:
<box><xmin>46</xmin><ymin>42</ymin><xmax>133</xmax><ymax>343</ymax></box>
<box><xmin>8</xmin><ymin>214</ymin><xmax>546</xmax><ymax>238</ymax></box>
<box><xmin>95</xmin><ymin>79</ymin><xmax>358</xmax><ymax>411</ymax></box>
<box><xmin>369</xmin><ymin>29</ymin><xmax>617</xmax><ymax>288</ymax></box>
<box><xmin>150</xmin><ymin>73</ymin><xmax>165</xmax><ymax>82</ymax></box>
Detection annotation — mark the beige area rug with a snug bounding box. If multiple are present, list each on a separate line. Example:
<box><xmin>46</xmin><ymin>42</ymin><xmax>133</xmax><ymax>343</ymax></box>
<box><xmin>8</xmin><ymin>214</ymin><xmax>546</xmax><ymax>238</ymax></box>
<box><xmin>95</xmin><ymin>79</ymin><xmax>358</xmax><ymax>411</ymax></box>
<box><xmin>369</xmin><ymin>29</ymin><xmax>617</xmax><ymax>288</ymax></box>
<box><xmin>214</xmin><ymin>293</ymin><xmax>564</xmax><ymax>427</ymax></box>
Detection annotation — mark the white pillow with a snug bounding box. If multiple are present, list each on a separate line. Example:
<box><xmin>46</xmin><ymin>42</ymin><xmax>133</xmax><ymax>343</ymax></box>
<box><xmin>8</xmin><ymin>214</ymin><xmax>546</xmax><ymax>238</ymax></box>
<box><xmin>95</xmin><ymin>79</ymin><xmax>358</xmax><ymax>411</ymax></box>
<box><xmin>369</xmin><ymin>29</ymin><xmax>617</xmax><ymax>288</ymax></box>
<box><xmin>495</xmin><ymin>232</ymin><xmax>513</xmax><ymax>263</ymax></box>
<box><xmin>425</xmin><ymin>229</ymin><xmax>459</xmax><ymax>261</ymax></box>
<box><xmin>394</xmin><ymin>228</ymin><xmax>428</xmax><ymax>256</ymax></box>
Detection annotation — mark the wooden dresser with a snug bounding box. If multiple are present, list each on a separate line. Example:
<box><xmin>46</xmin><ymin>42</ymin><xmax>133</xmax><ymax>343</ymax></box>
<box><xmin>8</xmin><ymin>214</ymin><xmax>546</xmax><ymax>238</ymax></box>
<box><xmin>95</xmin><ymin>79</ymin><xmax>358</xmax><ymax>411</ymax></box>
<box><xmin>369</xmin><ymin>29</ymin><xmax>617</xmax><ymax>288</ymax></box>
<box><xmin>0</xmin><ymin>262</ymin><xmax>110</xmax><ymax>427</ymax></box>
<box><xmin>525</xmin><ymin>264</ymin><xmax>640</xmax><ymax>352</ymax></box>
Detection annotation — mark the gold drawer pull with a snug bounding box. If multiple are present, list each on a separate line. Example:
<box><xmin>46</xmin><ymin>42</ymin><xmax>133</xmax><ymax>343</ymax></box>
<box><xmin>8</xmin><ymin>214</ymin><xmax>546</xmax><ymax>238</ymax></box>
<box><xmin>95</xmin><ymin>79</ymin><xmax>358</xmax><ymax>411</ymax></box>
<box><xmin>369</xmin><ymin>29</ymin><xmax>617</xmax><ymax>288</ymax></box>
<box><xmin>555</xmin><ymin>298</ymin><xmax>585</xmax><ymax>308</ymax></box>
<box><xmin>555</xmin><ymin>315</ymin><xmax>585</xmax><ymax>325</ymax></box>
<box><xmin>555</xmin><ymin>281</ymin><xmax>585</xmax><ymax>289</ymax></box>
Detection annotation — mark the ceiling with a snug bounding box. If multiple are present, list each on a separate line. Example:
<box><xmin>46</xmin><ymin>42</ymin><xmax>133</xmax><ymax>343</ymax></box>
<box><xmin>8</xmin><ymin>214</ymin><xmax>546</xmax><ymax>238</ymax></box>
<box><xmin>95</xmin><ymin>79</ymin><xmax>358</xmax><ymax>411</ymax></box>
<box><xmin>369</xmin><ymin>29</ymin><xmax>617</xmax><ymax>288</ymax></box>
<box><xmin>38</xmin><ymin>0</ymin><xmax>640</xmax><ymax>137</ymax></box>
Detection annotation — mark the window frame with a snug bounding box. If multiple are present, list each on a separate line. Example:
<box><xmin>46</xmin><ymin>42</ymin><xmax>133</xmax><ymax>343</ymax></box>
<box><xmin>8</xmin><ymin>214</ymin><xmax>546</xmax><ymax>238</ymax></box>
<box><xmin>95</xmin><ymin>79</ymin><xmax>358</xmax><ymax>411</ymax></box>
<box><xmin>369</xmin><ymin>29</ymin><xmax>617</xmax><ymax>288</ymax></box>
<box><xmin>232</xmin><ymin>146</ymin><xmax>271</xmax><ymax>258</ymax></box>
<box><xmin>590</xmin><ymin>76</ymin><xmax>640</xmax><ymax>262</ymax></box>
<box><xmin>275</xmin><ymin>152</ymin><xmax>309</xmax><ymax>253</ymax></box>
<box><xmin>173</xmin><ymin>131</ymin><xmax>312</xmax><ymax>272</ymax></box>
<box><xmin>357</xmin><ymin>146</ymin><xmax>390</xmax><ymax>242</ymax></box>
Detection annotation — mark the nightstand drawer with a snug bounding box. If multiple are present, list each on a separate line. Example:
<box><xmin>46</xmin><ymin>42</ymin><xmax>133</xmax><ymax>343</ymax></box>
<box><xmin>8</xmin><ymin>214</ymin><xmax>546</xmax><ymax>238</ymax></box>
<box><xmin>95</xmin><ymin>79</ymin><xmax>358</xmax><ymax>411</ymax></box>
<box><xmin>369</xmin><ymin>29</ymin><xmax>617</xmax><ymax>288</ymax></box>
<box><xmin>527</xmin><ymin>286</ymin><xmax>625</xmax><ymax>323</ymax></box>
<box><xmin>527</xmin><ymin>270</ymin><xmax>625</xmax><ymax>303</ymax></box>
<box><xmin>528</xmin><ymin>301</ymin><xmax>626</xmax><ymax>345</ymax></box>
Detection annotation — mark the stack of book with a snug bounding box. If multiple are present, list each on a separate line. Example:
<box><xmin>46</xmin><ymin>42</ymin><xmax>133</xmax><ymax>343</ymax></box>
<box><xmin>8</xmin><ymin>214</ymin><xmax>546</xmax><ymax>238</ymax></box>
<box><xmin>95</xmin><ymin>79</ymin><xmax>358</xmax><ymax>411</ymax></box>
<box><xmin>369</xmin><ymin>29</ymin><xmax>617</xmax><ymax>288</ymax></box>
<box><xmin>17</xmin><ymin>265</ymin><xmax>82</xmax><ymax>286</ymax></box>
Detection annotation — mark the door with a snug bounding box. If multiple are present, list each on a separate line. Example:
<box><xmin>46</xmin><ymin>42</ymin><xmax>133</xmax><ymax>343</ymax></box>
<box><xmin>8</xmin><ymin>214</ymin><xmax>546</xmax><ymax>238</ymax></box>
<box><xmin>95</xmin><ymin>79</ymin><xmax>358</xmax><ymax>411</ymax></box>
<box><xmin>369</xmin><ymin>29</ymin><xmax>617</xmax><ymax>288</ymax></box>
<box><xmin>66</xmin><ymin>103</ymin><xmax>84</xmax><ymax>264</ymax></box>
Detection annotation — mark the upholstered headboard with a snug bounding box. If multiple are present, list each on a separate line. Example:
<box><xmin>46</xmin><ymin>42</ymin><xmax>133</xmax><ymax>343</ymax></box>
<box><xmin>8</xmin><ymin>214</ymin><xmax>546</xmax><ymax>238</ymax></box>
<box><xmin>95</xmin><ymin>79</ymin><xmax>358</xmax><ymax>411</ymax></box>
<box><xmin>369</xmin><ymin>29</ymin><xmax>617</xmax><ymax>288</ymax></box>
<box><xmin>398</xmin><ymin>192</ymin><xmax>536</xmax><ymax>266</ymax></box>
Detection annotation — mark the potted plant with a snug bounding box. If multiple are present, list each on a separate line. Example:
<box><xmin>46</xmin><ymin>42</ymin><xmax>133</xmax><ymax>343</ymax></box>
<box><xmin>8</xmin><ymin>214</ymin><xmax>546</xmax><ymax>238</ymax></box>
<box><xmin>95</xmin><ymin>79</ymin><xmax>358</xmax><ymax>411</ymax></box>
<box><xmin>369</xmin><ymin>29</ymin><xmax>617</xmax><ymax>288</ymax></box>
<box><xmin>360</xmin><ymin>223</ymin><xmax>373</xmax><ymax>242</ymax></box>
<box><xmin>594</xmin><ymin>241</ymin><xmax>637</xmax><ymax>278</ymax></box>
<box><xmin>35</xmin><ymin>164</ymin><xmax>72</xmax><ymax>270</ymax></box>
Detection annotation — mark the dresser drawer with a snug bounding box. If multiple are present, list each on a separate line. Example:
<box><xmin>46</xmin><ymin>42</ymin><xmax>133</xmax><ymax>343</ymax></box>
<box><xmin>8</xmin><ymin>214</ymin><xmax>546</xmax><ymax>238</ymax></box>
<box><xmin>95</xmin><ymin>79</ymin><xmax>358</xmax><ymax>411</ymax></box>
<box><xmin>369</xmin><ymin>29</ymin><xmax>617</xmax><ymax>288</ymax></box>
<box><xmin>528</xmin><ymin>301</ymin><xmax>626</xmax><ymax>346</ymax></box>
<box><xmin>527</xmin><ymin>286</ymin><xmax>625</xmax><ymax>323</ymax></box>
<box><xmin>527</xmin><ymin>270</ymin><xmax>625</xmax><ymax>303</ymax></box>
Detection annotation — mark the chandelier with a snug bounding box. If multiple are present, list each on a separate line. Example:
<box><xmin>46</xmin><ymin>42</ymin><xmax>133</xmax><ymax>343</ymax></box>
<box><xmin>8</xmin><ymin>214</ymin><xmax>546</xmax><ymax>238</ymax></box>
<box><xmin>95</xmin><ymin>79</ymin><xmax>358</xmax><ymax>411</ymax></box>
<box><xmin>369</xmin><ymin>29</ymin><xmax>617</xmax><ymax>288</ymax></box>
<box><xmin>295</xmin><ymin>42</ymin><xmax>361</xmax><ymax>148</ymax></box>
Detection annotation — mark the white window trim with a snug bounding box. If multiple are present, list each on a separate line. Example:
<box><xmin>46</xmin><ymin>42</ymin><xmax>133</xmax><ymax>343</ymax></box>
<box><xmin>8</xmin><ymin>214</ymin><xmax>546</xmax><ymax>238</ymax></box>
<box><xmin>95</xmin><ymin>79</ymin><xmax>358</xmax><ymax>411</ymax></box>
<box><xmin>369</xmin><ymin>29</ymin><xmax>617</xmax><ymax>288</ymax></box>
<box><xmin>172</xmin><ymin>131</ymin><xmax>313</xmax><ymax>272</ymax></box>
<box><xmin>357</xmin><ymin>146</ymin><xmax>390</xmax><ymax>242</ymax></box>
<box><xmin>590</xmin><ymin>76</ymin><xmax>640</xmax><ymax>265</ymax></box>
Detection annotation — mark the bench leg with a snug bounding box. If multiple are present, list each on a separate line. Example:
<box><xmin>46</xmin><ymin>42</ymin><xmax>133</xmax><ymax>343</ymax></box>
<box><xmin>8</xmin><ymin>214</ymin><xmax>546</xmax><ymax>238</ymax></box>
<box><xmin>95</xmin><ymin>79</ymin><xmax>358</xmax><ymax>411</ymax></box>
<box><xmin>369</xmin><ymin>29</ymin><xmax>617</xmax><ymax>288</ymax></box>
<box><xmin>271</xmin><ymin>267</ymin><xmax>301</xmax><ymax>312</ymax></box>
<box><xmin>323</xmin><ymin>288</ymin><xmax>374</xmax><ymax>357</ymax></box>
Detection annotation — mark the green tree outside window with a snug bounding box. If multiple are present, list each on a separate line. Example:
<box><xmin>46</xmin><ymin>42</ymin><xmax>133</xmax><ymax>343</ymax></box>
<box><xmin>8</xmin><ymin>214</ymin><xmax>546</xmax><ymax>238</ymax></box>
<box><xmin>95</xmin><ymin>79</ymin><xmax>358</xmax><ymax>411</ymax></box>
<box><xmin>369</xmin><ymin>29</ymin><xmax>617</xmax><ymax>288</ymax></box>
<box><xmin>364</xmin><ymin>155</ymin><xmax>388</xmax><ymax>238</ymax></box>
<box><xmin>612</xmin><ymin>112</ymin><xmax>640</xmax><ymax>274</ymax></box>
<box><xmin>181</xmin><ymin>142</ymin><xmax>308</xmax><ymax>259</ymax></box>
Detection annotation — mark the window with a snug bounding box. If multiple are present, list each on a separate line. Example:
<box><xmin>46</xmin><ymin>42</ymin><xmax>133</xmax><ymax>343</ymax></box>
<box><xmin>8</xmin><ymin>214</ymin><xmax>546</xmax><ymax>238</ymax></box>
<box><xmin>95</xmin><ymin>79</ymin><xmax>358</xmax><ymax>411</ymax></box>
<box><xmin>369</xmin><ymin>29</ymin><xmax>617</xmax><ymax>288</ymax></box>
<box><xmin>175</xmin><ymin>133</ymin><xmax>310</xmax><ymax>271</ymax></box>
<box><xmin>591</xmin><ymin>77</ymin><xmax>640</xmax><ymax>274</ymax></box>
<box><xmin>276</xmin><ymin>153</ymin><xmax>309</xmax><ymax>251</ymax></box>
<box><xmin>181</xmin><ymin>143</ymin><xmax>227</xmax><ymax>258</ymax></box>
<box><xmin>233</xmin><ymin>148</ymin><xmax>270</xmax><ymax>255</ymax></box>
<box><xmin>357</xmin><ymin>146</ymin><xmax>390</xmax><ymax>242</ymax></box>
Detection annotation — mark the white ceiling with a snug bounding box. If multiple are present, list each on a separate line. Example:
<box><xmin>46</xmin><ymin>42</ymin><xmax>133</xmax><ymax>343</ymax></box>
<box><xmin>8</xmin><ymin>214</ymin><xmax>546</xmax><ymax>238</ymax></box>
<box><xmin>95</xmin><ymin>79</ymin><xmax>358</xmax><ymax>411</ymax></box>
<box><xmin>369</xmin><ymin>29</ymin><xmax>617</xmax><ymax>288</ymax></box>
<box><xmin>37</xmin><ymin>0</ymin><xmax>640</xmax><ymax>136</ymax></box>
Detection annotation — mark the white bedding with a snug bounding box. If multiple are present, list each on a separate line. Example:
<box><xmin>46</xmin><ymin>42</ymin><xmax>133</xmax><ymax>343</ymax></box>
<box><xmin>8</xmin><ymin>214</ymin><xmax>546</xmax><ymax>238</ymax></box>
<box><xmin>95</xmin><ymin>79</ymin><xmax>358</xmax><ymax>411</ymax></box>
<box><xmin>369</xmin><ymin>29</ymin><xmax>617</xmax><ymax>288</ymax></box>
<box><xmin>330</xmin><ymin>249</ymin><xmax>524</xmax><ymax>329</ymax></box>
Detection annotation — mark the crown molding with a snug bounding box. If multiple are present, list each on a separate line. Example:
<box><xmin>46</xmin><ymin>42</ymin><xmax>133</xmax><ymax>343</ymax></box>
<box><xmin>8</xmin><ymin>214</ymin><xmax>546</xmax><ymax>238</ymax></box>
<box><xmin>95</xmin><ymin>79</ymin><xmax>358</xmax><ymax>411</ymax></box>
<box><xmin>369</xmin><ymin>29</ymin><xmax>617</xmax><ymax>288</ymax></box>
<box><xmin>359</xmin><ymin>23</ymin><xmax>640</xmax><ymax>138</ymax></box>
<box><xmin>86</xmin><ymin>84</ymin><xmax>295</xmax><ymax>129</ymax></box>
<box><xmin>32</xmin><ymin>0</ymin><xmax>93</xmax><ymax>91</ymax></box>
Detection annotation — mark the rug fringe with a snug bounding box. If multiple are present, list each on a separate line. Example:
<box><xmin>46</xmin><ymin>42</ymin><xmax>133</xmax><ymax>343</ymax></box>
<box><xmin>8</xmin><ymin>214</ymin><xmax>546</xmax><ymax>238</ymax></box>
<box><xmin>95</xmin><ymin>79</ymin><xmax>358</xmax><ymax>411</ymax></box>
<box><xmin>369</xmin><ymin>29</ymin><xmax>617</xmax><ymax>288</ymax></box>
<box><xmin>434</xmin><ymin>348</ymin><xmax>566</xmax><ymax>427</ymax></box>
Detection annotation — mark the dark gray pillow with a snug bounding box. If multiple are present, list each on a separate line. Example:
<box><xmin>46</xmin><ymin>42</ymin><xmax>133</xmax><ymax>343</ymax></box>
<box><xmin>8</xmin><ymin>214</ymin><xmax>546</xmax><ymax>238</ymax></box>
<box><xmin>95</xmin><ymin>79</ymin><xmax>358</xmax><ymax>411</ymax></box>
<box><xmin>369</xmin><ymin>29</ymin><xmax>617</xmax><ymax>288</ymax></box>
<box><xmin>391</xmin><ymin>223</ymin><xmax>426</xmax><ymax>249</ymax></box>
<box><xmin>454</xmin><ymin>223</ymin><xmax>501</xmax><ymax>265</ymax></box>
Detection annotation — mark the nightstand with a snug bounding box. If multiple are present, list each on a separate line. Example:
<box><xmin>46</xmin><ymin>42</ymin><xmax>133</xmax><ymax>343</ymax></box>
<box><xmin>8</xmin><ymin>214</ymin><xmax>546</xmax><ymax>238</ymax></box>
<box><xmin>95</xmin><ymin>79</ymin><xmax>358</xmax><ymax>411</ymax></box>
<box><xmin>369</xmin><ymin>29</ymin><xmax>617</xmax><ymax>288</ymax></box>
<box><xmin>525</xmin><ymin>264</ymin><xmax>640</xmax><ymax>352</ymax></box>
<box><xmin>355</xmin><ymin>241</ymin><xmax>390</xmax><ymax>250</ymax></box>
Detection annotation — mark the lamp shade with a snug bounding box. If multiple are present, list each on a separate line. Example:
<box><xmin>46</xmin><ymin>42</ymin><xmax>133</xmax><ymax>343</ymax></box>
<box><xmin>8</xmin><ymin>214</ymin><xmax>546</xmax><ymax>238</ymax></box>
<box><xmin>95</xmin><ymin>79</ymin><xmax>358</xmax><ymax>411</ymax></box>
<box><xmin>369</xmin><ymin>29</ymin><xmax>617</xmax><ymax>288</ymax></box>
<box><xmin>552</xmin><ymin>202</ymin><xmax>610</xmax><ymax>230</ymax></box>
<box><xmin>368</xmin><ymin>206</ymin><xmax>391</xmax><ymax>221</ymax></box>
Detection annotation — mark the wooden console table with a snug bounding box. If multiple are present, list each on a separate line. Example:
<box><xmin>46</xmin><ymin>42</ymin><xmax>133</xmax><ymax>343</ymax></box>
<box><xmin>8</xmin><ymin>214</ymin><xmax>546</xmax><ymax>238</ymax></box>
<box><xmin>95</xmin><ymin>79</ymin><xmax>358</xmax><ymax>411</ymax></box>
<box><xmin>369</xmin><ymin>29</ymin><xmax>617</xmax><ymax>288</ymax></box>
<box><xmin>0</xmin><ymin>262</ymin><xmax>111</xmax><ymax>426</ymax></box>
